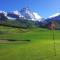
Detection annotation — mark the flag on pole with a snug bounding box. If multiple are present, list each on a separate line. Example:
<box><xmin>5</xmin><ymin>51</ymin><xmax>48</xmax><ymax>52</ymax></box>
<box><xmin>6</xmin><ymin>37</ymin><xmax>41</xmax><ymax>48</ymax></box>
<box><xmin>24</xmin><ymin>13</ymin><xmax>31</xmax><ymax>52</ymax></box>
<box><xmin>48</xmin><ymin>21</ymin><xmax>56</xmax><ymax>56</ymax></box>
<box><xmin>51</xmin><ymin>22</ymin><xmax>56</xmax><ymax>30</ymax></box>
<box><xmin>48</xmin><ymin>22</ymin><xmax>56</xmax><ymax>30</ymax></box>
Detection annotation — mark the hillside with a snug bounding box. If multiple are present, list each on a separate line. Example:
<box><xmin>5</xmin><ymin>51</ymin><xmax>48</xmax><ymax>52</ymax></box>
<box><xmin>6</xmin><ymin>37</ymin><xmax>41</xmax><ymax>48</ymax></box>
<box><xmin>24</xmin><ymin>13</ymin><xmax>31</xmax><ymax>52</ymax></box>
<box><xmin>0</xmin><ymin>25</ymin><xmax>48</xmax><ymax>40</ymax></box>
<box><xmin>0</xmin><ymin>25</ymin><xmax>60</xmax><ymax>41</ymax></box>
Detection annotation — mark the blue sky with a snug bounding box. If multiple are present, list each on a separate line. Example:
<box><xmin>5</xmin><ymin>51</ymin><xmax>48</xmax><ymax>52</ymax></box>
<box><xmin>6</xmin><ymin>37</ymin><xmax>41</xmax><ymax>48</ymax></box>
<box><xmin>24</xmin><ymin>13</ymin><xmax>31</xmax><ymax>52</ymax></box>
<box><xmin>0</xmin><ymin>0</ymin><xmax>60</xmax><ymax>18</ymax></box>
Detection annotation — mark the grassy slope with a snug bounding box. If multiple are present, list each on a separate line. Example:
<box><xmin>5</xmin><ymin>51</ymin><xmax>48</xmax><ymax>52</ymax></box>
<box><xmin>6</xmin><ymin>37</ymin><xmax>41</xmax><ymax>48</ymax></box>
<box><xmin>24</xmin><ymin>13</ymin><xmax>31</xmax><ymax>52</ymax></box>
<box><xmin>0</xmin><ymin>26</ymin><xmax>60</xmax><ymax>60</ymax></box>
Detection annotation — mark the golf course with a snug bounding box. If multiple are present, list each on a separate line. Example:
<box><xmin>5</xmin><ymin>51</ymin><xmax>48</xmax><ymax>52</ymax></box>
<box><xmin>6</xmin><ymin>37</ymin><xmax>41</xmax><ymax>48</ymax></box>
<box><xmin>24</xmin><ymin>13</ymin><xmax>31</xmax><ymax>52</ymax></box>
<box><xmin>0</xmin><ymin>26</ymin><xmax>60</xmax><ymax>60</ymax></box>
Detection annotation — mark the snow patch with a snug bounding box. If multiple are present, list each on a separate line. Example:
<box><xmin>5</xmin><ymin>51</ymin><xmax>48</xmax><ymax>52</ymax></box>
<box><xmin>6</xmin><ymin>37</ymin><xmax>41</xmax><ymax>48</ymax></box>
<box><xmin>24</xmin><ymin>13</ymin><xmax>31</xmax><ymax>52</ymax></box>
<box><xmin>33</xmin><ymin>12</ymin><xmax>42</xmax><ymax>19</ymax></box>
<box><xmin>49</xmin><ymin>13</ymin><xmax>60</xmax><ymax>18</ymax></box>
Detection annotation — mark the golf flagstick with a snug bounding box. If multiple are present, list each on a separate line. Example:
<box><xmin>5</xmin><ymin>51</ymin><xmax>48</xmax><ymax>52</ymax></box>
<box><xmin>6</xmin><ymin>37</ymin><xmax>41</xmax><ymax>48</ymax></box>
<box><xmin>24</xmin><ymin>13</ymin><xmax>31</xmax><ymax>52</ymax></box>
<box><xmin>53</xmin><ymin>28</ymin><xmax>56</xmax><ymax>56</ymax></box>
<box><xmin>51</xmin><ymin>22</ymin><xmax>56</xmax><ymax>56</ymax></box>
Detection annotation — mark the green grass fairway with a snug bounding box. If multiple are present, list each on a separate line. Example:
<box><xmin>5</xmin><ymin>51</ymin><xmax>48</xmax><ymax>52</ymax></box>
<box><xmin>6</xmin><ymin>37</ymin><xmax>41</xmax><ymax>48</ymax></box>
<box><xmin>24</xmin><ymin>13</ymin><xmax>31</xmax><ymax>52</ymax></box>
<box><xmin>0</xmin><ymin>26</ymin><xmax>60</xmax><ymax>60</ymax></box>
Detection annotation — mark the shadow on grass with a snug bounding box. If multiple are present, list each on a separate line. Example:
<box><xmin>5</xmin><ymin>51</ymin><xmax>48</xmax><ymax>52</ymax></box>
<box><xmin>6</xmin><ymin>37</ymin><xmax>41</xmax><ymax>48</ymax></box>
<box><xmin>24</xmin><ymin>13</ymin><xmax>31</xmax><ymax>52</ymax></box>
<box><xmin>0</xmin><ymin>39</ymin><xmax>31</xmax><ymax>44</ymax></box>
<box><xmin>0</xmin><ymin>31</ymin><xmax>8</xmax><ymax>34</ymax></box>
<box><xmin>0</xmin><ymin>39</ymin><xmax>31</xmax><ymax>42</ymax></box>
<box><xmin>7</xmin><ymin>39</ymin><xmax>31</xmax><ymax>42</ymax></box>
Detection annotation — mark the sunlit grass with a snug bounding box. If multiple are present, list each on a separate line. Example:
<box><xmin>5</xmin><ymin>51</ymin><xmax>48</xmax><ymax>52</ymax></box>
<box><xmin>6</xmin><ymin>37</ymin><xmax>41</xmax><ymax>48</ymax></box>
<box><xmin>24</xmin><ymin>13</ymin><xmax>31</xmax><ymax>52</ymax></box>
<box><xmin>0</xmin><ymin>26</ymin><xmax>60</xmax><ymax>60</ymax></box>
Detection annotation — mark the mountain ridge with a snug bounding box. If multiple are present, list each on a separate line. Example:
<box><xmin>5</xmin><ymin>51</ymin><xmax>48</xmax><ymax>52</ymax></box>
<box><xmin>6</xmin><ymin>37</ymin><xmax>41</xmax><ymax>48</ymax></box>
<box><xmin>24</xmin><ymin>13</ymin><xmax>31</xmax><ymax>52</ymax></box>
<box><xmin>0</xmin><ymin>8</ymin><xmax>60</xmax><ymax>29</ymax></box>
<box><xmin>0</xmin><ymin>8</ymin><xmax>43</xmax><ymax>21</ymax></box>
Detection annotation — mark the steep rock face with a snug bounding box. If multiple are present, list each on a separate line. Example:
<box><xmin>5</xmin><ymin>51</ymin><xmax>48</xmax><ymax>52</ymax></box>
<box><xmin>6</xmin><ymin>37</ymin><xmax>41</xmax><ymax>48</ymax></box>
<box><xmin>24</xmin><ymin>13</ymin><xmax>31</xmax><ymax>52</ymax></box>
<box><xmin>20</xmin><ymin>8</ymin><xmax>35</xmax><ymax>20</ymax></box>
<box><xmin>20</xmin><ymin>7</ymin><xmax>42</xmax><ymax>21</ymax></box>
<box><xmin>0</xmin><ymin>13</ymin><xmax>7</xmax><ymax>21</ymax></box>
<box><xmin>7</xmin><ymin>7</ymin><xmax>43</xmax><ymax>21</ymax></box>
<box><xmin>7</xmin><ymin>13</ymin><xmax>19</xmax><ymax>19</ymax></box>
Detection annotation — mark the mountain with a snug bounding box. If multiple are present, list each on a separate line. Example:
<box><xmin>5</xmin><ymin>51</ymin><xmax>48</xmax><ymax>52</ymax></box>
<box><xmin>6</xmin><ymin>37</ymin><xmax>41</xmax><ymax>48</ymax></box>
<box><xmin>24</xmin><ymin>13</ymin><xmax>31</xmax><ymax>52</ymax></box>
<box><xmin>13</xmin><ymin>10</ymin><xmax>24</xmax><ymax>18</ymax></box>
<box><xmin>0</xmin><ymin>8</ymin><xmax>43</xmax><ymax>21</ymax></box>
<box><xmin>20</xmin><ymin>7</ymin><xmax>43</xmax><ymax>21</ymax></box>
<box><xmin>7</xmin><ymin>12</ymin><xmax>19</xmax><ymax>20</ymax></box>
<box><xmin>45</xmin><ymin>13</ymin><xmax>60</xmax><ymax>22</ymax></box>
<box><xmin>43</xmin><ymin>13</ymin><xmax>60</xmax><ymax>29</ymax></box>
<box><xmin>1</xmin><ymin>8</ymin><xmax>60</xmax><ymax>29</ymax></box>
<box><xmin>49</xmin><ymin>13</ymin><xmax>60</xmax><ymax>18</ymax></box>
<box><xmin>0</xmin><ymin>8</ymin><xmax>44</xmax><ymax>28</ymax></box>
<box><xmin>0</xmin><ymin>11</ymin><xmax>7</xmax><ymax>16</ymax></box>
<box><xmin>48</xmin><ymin>13</ymin><xmax>60</xmax><ymax>20</ymax></box>
<box><xmin>0</xmin><ymin>11</ymin><xmax>7</xmax><ymax>21</ymax></box>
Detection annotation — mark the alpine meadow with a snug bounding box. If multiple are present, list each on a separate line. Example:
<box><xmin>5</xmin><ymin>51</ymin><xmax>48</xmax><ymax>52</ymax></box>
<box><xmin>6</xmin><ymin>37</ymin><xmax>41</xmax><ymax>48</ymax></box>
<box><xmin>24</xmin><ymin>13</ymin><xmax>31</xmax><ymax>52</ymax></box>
<box><xmin>0</xmin><ymin>0</ymin><xmax>60</xmax><ymax>60</ymax></box>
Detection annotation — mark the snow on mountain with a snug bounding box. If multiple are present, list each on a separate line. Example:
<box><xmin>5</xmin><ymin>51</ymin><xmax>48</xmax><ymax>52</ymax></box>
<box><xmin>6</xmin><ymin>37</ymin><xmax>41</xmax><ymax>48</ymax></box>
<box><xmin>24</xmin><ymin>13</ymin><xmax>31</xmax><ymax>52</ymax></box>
<box><xmin>7</xmin><ymin>12</ymin><xmax>20</xmax><ymax>20</ymax></box>
<box><xmin>0</xmin><ymin>8</ymin><xmax>43</xmax><ymax>21</ymax></box>
<box><xmin>7</xmin><ymin>17</ymin><xmax>16</xmax><ymax>20</ymax></box>
<box><xmin>0</xmin><ymin>11</ymin><xmax>7</xmax><ymax>16</ymax></box>
<box><xmin>46</xmin><ymin>13</ymin><xmax>60</xmax><ymax>21</ymax></box>
<box><xmin>20</xmin><ymin>8</ymin><xmax>35</xmax><ymax>20</ymax></box>
<box><xmin>20</xmin><ymin>8</ymin><xmax>43</xmax><ymax>21</ymax></box>
<box><xmin>33</xmin><ymin>12</ymin><xmax>42</xmax><ymax>21</ymax></box>
<box><xmin>13</xmin><ymin>11</ymin><xmax>20</xmax><ymax>15</ymax></box>
<box><xmin>13</xmin><ymin>10</ymin><xmax>24</xmax><ymax>17</ymax></box>
<box><xmin>44</xmin><ymin>13</ymin><xmax>60</xmax><ymax>27</ymax></box>
<box><xmin>49</xmin><ymin>13</ymin><xmax>60</xmax><ymax>18</ymax></box>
